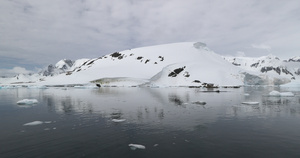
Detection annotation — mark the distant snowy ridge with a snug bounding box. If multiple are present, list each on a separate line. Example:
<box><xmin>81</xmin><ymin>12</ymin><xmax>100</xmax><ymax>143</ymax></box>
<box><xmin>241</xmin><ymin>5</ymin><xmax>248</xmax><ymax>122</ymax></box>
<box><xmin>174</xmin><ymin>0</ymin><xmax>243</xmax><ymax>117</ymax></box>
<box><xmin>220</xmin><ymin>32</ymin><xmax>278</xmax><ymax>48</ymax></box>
<box><xmin>41</xmin><ymin>58</ymin><xmax>90</xmax><ymax>76</ymax></box>
<box><xmin>0</xmin><ymin>58</ymin><xmax>89</xmax><ymax>84</ymax></box>
<box><xmin>224</xmin><ymin>54</ymin><xmax>300</xmax><ymax>85</ymax></box>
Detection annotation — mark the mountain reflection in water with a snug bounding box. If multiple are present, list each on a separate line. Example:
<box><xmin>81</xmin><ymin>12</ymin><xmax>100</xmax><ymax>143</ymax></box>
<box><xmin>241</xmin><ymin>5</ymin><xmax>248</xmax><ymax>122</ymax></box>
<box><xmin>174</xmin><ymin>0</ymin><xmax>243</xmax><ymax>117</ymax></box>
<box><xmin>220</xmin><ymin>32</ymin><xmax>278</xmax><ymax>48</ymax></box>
<box><xmin>0</xmin><ymin>86</ymin><xmax>300</xmax><ymax>158</ymax></box>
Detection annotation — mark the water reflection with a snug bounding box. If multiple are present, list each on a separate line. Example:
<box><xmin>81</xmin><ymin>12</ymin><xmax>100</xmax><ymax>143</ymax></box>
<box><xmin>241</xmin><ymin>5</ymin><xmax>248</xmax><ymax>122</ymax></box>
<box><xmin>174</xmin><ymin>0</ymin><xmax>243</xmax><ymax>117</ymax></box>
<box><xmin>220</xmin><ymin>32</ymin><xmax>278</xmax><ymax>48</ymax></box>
<box><xmin>2</xmin><ymin>86</ymin><xmax>300</xmax><ymax>157</ymax></box>
<box><xmin>3</xmin><ymin>87</ymin><xmax>300</xmax><ymax>131</ymax></box>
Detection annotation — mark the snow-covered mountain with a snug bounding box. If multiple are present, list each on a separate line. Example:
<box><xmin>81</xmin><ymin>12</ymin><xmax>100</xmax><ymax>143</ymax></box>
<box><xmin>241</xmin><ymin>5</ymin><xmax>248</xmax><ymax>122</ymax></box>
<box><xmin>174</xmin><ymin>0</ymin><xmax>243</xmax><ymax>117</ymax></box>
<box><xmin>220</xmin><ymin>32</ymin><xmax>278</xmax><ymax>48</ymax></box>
<box><xmin>224</xmin><ymin>55</ymin><xmax>300</xmax><ymax>85</ymax></box>
<box><xmin>0</xmin><ymin>42</ymin><xmax>299</xmax><ymax>87</ymax></box>
<box><xmin>0</xmin><ymin>58</ymin><xmax>90</xmax><ymax>85</ymax></box>
<box><xmin>40</xmin><ymin>59</ymin><xmax>90</xmax><ymax>76</ymax></box>
<box><xmin>35</xmin><ymin>42</ymin><xmax>245</xmax><ymax>87</ymax></box>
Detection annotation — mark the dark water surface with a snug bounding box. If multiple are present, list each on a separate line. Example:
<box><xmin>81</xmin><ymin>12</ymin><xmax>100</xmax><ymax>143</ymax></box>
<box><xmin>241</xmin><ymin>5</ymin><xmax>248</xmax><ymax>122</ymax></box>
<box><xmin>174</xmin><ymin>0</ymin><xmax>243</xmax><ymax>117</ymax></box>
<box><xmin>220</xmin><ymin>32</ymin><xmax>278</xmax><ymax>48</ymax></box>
<box><xmin>0</xmin><ymin>86</ymin><xmax>300</xmax><ymax>158</ymax></box>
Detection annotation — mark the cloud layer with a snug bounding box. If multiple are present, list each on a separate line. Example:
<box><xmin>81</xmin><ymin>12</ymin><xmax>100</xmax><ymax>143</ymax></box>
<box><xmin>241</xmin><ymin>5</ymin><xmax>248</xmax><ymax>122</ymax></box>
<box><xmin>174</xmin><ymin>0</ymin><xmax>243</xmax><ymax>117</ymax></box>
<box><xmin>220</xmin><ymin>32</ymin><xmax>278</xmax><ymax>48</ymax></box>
<box><xmin>0</xmin><ymin>67</ymin><xmax>33</xmax><ymax>77</ymax></box>
<box><xmin>1</xmin><ymin>0</ymin><xmax>300</xmax><ymax>72</ymax></box>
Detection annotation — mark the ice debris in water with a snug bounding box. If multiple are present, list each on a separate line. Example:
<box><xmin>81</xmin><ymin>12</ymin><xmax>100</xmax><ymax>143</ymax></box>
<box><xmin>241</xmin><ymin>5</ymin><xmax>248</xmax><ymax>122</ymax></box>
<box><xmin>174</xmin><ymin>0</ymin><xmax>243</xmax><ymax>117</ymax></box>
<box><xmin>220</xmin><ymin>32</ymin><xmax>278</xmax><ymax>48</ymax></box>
<box><xmin>27</xmin><ymin>85</ymin><xmax>47</xmax><ymax>89</ymax></box>
<box><xmin>192</xmin><ymin>101</ymin><xmax>206</xmax><ymax>105</ymax></box>
<box><xmin>112</xmin><ymin>119</ymin><xmax>126</xmax><ymax>123</ymax></box>
<box><xmin>269</xmin><ymin>91</ymin><xmax>294</xmax><ymax>97</ymax></box>
<box><xmin>17</xmin><ymin>99</ymin><xmax>38</xmax><ymax>105</ymax></box>
<box><xmin>23</xmin><ymin>121</ymin><xmax>43</xmax><ymax>126</ymax></box>
<box><xmin>242</xmin><ymin>102</ymin><xmax>259</xmax><ymax>105</ymax></box>
<box><xmin>128</xmin><ymin>144</ymin><xmax>146</xmax><ymax>150</ymax></box>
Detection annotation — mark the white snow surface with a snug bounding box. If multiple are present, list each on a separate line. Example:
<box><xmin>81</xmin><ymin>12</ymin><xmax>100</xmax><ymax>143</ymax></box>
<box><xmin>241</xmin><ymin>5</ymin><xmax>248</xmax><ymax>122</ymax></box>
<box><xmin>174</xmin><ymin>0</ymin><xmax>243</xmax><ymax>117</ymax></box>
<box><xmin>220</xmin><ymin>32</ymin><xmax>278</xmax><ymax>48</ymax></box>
<box><xmin>17</xmin><ymin>99</ymin><xmax>38</xmax><ymax>105</ymax></box>
<box><xmin>39</xmin><ymin>42</ymin><xmax>244</xmax><ymax>87</ymax></box>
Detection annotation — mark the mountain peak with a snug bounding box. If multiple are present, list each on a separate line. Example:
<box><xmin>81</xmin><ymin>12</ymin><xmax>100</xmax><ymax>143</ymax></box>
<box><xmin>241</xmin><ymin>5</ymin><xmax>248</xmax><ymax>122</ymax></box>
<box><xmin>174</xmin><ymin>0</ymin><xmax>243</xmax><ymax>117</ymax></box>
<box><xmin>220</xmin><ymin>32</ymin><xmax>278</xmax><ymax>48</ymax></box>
<box><xmin>193</xmin><ymin>42</ymin><xmax>207</xmax><ymax>49</ymax></box>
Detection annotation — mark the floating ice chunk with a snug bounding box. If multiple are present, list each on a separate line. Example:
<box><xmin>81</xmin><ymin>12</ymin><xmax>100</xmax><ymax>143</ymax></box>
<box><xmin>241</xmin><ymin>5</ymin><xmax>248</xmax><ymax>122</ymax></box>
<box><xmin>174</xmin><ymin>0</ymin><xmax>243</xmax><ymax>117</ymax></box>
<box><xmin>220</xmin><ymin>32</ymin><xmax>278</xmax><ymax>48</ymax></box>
<box><xmin>44</xmin><ymin>121</ymin><xmax>52</xmax><ymax>124</ymax></box>
<box><xmin>280</xmin><ymin>92</ymin><xmax>294</xmax><ymax>97</ymax></box>
<box><xmin>128</xmin><ymin>144</ymin><xmax>146</xmax><ymax>150</ymax></box>
<box><xmin>112</xmin><ymin>119</ymin><xmax>126</xmax><ymax>123</ymax></box>
<box><xmin>269</xmin><ymin>91</ymin><xmax>281</xmax><ymax>96</ymax></box>
<box><xmin>192</xmin><ymin>101</ymin><xmax>206</xmax><ymax>105</ymax></box>
<box><xmin>17</xmin><ymin>99</ymin><xmax>38</xmax><ymax>105</ymax></box>
<box><xmin>269</xmin><ymin>91</ymin><xmax>294</xmax><ymax>97</ymax></box>
<box><xmin>242</xmin><ymin>102</ymin><xmax>259</xmax><ymax>105</ymax></box>
<box><xmin>23</xmin><ymin>121</ymin><xmax>43</xmax><ymax>126</ymax></box>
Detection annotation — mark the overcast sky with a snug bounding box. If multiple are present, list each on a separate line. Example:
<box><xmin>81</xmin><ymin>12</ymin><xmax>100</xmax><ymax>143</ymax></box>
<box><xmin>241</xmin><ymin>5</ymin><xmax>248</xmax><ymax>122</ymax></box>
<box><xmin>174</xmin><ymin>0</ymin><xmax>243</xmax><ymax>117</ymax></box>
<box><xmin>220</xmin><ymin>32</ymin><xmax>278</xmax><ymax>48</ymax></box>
<box><xmin>1</xmin><ymin>0</ymin><xmax>300</xmax><ymax>75</ymax></box>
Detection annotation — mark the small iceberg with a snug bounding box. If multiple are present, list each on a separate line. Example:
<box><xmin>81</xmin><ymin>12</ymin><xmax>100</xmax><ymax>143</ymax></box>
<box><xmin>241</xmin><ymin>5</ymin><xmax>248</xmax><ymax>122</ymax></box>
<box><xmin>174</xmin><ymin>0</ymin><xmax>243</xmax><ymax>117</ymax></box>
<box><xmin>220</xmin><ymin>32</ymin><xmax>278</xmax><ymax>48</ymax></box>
<box><xmin>242</xmin><ymin>102</ymin><xmax>259</xmax><ymax>105</ymax></box>
<box><xmin>112</xmin><ymin>119</ymin><xmax>126</xmax><ymax>123</ymax></box>
<box><xmin>269</xmin><ymin>91</ymin><xmax>294</xmax><ymax>97</ymax></box>
<box><xmin>23</xmin><ymin>121</ymin><xmax>43</xmax><ymax>126</ymax></box>
<box><xmin>17</xmin><ymin>99</ymin><xmax>38</xmax><ymax>105</ymax></box>
<box><xmin>128</xmin><ymin>144</ymin><xmax>146</xmax><ymax>150</ymax></box>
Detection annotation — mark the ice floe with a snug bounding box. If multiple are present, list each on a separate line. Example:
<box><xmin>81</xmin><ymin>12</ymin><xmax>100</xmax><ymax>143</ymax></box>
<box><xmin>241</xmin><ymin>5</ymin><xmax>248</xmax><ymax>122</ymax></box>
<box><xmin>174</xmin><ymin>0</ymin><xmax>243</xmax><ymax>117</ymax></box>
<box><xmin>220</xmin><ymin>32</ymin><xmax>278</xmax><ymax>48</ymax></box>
<box><xmin>269</xmin><ymin>90</ymin><xmax>294</xmax><ymax>97</ymax></box>
<box><xmin>17</xmin><ymin>99</ymin><xmax>38</xmax><ymax>105</ymax></box>
<box><xmin>241</xmin><ymin>102</ymin><xmax>259</xmax><ymax>105</ymax></box>
<box><xmin>128</xmin><ymin>144</ymin><xmax>146</xmax><ymax>150</ymax></box>
<box><xmin>112</xmin><ymin>119</ymin><xmax>126</xmax><ymax>123</ymax></box>
<box><xmin>23</xmin><ymin>121</ymin><xmax>43</xmax><ymax>126</ymax></box>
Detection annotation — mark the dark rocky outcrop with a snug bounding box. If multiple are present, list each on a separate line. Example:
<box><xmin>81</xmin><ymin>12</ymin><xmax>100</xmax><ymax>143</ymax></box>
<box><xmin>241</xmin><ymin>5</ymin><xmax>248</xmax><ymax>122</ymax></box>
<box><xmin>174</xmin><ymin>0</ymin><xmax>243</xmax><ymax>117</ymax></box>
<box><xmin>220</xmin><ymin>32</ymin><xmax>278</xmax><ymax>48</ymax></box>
<box><xmin>168</xmin><ymin>66</ymin><xmax>186</xmax><ymax>77</ymax></box>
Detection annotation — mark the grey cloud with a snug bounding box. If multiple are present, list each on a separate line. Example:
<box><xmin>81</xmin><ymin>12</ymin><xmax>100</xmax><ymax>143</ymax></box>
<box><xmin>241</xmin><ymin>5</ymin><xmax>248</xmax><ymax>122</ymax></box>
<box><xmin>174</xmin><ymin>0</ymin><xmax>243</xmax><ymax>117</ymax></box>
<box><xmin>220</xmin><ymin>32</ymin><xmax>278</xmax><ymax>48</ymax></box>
<box><xmin>0</xmin><ymin>0</ymin><xmax>300</xmax><ymax>72</ymax></box>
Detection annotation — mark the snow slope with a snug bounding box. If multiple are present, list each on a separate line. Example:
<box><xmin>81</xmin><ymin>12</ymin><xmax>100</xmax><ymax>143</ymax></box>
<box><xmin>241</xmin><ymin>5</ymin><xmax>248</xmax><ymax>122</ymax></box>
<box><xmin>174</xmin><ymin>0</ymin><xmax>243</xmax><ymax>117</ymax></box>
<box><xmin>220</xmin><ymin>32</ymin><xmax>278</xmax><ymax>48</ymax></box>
<box><xmin>34</xmin><ymin>42</ymin><xmax>244</xmax><ymax>87</ymax></box>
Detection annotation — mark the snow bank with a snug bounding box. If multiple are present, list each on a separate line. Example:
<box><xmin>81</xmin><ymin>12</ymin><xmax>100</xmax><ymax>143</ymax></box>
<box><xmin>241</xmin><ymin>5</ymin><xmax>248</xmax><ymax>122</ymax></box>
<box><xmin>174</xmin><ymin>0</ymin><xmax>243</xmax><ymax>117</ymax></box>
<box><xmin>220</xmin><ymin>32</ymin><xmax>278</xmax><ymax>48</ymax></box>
<box><xmin>128</xmin><ymin>144</ymin><xmax>146</xmax><ymax>150</ymax></box>
<box><xmin>17</xmin><ymin>99</ymin><xmax>38</xmax><ymax>105</ymax></box>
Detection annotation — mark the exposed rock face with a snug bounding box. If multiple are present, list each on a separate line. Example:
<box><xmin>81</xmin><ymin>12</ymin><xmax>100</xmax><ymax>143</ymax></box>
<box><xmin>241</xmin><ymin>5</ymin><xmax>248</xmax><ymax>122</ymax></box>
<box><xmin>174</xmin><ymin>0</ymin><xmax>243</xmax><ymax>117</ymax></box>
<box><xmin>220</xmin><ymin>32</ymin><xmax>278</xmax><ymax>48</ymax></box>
<box><xmin>288</xmin><ymin>57</ymin><xmax>300</xmax><ymax>62</ymax></box>
<box><xmin>168</xmin><ymin>67</ymin><xmax>186</xmax><ymax>77</ymax></box>
<box><xmin>41</xmin><ymin>59</ymin><xmax>75</xmax><ymax>76</ymax></box>
<box><xmin>260</xmin><ymin>66</ymin><xmax>293</xmax><ymax>76</ymax></box>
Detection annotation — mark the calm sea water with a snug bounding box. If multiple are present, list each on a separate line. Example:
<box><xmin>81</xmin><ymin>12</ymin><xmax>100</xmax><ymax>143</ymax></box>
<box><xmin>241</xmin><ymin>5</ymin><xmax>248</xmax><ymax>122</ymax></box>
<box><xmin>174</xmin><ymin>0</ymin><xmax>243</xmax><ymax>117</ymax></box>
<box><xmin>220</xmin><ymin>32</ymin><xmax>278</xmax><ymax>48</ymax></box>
<box><xmin>0</xmin><ymin>86</ymin><xmax>300</xmax><ymax>158</ymax></box>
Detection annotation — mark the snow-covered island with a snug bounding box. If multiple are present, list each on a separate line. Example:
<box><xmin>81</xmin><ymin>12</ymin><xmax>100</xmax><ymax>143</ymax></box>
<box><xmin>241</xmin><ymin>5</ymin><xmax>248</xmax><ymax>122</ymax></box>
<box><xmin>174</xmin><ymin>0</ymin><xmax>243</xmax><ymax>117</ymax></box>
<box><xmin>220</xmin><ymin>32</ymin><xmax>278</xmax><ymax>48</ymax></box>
<box><xmin>1</xmin><ymin>42</ymin><xmax>300</xmax><ymax>88</ymax></box>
